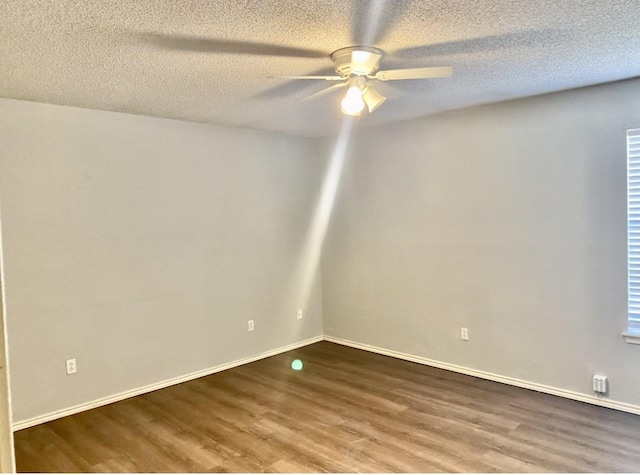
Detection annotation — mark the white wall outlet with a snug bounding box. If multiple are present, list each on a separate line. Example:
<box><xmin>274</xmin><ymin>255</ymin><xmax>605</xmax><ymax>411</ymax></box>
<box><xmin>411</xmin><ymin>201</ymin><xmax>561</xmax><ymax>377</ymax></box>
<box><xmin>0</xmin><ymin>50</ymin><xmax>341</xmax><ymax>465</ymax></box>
<box><xmin>66</xmin><ymin>358</ymin><xmax>77</xmax><ymax>375</ymax></box>
<box><xmin>460</xmin><ymin>327</ymin><xmax>469</xmax><ymax>341</ymax></box>
<box><xmin>297</xmin><ymin>309</ymin><xmax>303</xmax><ymax>320</ymax></box>
<box><xmin>593</xmin><ymin>375</ymin><xmax>608</xmax><ymax>394</ymax></box>
<box><xmin>247</xmin><ymin>320</ymin><xmax>254</xmax><ymax>332</ymax></box>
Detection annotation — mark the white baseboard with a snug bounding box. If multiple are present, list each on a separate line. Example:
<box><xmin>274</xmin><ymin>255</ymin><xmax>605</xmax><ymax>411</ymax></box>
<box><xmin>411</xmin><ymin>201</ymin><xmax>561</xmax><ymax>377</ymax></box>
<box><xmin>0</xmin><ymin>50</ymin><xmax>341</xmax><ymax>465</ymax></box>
<box><xmin>12</xmin><ymin>335</ymin><xmax>323</xmax><ymax>431</ymax></box>
<box><xmin>324</xmin><ymin>335</ymin><xmax>640</xmax><ymax>416</ymax></box>
<box><xmin>14</xmin><ymin>333</ymin><xmax>640</xmax><ymax>431</ymax></box>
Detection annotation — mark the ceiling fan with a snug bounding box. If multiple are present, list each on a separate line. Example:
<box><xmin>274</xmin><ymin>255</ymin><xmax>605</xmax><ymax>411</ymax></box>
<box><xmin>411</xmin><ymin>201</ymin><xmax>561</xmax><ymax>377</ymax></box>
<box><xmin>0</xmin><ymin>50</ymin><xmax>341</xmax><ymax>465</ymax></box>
<box><xmin>141</xmin><ymin>33</ymin><xmax>462</xmax><ymax>117</ymax></box>
<box><xmin>272</xmin><ymin>46</ymin><xmax>453</xmax><ymax>117</ymax></box>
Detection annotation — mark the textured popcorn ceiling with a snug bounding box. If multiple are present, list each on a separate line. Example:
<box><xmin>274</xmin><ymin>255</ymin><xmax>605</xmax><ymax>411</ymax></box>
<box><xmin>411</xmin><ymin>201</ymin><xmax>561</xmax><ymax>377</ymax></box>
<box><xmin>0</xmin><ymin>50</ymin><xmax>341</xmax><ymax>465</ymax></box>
<box><xmin>1</xmin><ymin>0</ymin><xmax>640</xmax><ymax>137</ymax></box>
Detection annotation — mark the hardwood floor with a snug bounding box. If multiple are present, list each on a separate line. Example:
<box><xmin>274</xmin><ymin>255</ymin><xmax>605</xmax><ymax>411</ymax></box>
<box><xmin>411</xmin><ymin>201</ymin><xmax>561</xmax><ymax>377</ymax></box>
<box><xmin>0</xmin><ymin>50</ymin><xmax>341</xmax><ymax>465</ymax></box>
<box><xmin>14</xmin><ymin>341</ymin><xmax>640</xmax><ymax>472</ymax></box>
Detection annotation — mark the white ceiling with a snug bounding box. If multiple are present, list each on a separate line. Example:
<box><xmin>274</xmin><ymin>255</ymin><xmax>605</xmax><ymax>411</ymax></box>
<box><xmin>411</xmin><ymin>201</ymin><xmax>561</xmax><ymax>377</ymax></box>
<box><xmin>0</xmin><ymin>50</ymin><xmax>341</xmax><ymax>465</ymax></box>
<box><xmin>1</xmin><ymin>0</ymin><xmax>640</xmax><ymax>137</ymax></box>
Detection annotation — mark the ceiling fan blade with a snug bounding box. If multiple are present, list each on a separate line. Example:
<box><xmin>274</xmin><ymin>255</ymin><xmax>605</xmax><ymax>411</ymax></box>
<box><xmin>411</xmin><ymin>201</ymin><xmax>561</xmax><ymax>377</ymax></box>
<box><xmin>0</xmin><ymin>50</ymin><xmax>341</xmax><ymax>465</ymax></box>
<box><xmin>270</xmin><ymin>75</ymin><xmax>344</xmax><ymax>81</ymax></box>
<box><xmin>142</xmin><ymin>34</ymin><xmax>327</xmax><ymax>58</ymax></box>
<box><xmin>391</xmin><ymin>28</ymin><xmax>568</xmax><ymax>59</ymax></box>
<box><xmin>375</xmin><ymin>66</ymin><xmax>453</xmax><ymax>81</ymax></box>
<box><xmin>350</xmin><ymin>50</ymin><xmax>382</xmax><ymax>75</ymax></box>
<box><xmin>302</xmin><ymin>82</ymin><xmax>347</xmax><ymax>101</ymax></box>
<box><xmin>254</xmin><ymin>68</ymin><xmax>340</xmax><ymax>100</ymax></box>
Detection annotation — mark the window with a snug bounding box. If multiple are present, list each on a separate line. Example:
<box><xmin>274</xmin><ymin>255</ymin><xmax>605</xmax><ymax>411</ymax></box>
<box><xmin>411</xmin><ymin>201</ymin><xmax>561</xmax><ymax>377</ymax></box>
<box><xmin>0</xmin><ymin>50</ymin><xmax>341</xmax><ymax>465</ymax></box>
<box><xmin>627</xmin><ymin>129</ymin><xmax>640</xmax><ymax>342</ymax></box>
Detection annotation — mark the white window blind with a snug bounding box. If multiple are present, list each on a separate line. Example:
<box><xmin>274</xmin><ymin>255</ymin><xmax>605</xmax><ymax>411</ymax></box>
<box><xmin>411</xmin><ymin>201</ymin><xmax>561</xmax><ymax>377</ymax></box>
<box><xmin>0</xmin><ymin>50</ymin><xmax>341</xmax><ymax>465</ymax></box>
<box><xmin>628</xmin><ymin>129</ymin><xmax>640</xmax><ymax>334</ymax></box>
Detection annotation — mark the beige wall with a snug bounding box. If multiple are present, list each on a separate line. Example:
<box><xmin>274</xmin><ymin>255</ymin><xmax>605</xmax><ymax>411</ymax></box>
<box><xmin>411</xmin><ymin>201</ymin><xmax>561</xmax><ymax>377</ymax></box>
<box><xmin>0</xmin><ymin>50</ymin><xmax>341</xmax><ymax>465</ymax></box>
<box><xmin>4</xmin><ymin>77</ymin><xmax>640</xmax><ymax>426</ymax></box>
<box><xmin>322</xmin><ymin>78</ymin><xmax>640</xmax><ymax>407</ymax></box>
<box><xmin>0</xmin><ymin>99</ymin><xmax>324</xmax><ymax>423</ymax></box>
<box><xmin>0</xmin><ymin>271</ymin><xmax>15</xmax><ymax>471</ymax></box>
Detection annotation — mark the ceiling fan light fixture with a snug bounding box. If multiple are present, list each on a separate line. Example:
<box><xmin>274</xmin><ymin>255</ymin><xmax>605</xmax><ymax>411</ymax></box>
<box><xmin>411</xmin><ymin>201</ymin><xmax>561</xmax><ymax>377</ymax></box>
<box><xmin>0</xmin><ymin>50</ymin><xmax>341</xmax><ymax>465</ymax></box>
<box><xmin>340</xmin><ymin>86</ymin><xmax>365</xmax><ymax>116</ymax></box>
<box><xmin>362</xmin><ymin>86</ymin><xmax>387</xmax><ymax>113</ymax></box>
<box><xmin>268</xmin><ymin>45</ymin><xmax>452</xmax><ymax>118</ymax></box>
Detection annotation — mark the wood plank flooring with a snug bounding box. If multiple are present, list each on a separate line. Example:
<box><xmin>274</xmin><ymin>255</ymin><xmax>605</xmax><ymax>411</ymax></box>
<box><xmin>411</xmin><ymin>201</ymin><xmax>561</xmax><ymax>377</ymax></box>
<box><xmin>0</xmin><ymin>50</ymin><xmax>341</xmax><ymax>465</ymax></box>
<box><xmin>13</xmin><ymin>342</ymin><xmax>640</xmax><ymax>472</ymax></box>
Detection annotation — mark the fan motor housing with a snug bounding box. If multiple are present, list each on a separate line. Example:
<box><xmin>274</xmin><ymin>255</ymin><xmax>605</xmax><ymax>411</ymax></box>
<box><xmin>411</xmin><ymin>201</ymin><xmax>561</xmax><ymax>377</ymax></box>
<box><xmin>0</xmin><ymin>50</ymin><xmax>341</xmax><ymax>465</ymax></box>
<box><xmin>331</xmin><ymin>46</ymin><xmax>383</xmax><ymax>77</ymax></box>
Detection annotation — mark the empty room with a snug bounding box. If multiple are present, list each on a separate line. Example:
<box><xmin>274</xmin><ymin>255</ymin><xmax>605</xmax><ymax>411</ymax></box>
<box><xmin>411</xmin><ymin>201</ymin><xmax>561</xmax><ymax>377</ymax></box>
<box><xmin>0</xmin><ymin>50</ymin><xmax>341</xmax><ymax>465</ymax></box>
<box><xmin>1</xmin><ymin>0</ymin><xmax>640</xmax><ymax>472</ymax></box>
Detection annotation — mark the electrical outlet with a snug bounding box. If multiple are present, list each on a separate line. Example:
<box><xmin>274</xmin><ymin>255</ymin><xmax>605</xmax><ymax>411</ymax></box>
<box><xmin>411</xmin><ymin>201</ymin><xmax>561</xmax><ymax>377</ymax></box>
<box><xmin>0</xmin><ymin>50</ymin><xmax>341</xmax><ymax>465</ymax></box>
<box><xmin>66</xmin><ymin>358</ymin><xmax>77</xmax><ymax>375</ymax></box>
<box><xmin>248</xmin><ymin>320</ymin><xmax>254</xmax><ymax>332</ymax></box>
<box><xmin>593</xmin><ymin>375</ymin><xmax>608</xmax><ymax>394</ymax></box>
<box><xmin>297</xmin><ymin>309</ymin><xmax>303</xmax><ymax>320</ymax></box>
<box><xmin>460</xmin><ymin>327</ymin><xmax>469</xmax><ymax>341</ymax></box>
